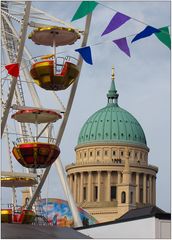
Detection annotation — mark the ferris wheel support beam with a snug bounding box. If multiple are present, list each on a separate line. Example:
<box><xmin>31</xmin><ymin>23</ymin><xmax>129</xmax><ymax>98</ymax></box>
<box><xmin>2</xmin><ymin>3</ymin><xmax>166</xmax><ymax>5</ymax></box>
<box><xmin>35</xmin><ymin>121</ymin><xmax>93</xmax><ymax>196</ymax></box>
<box><xmin>1</xmin><ymin>12</ymin><xmax>42</xmax><ymax>107</ymax></box>
<box><xmin>1</xmin><ymin>2</ymin><xmax>31</xmax><ymax>137</ymax></box>
<box><xmin>2</xmin><ymin>11</ymin><xmax>35</xmax><ymax>198</ymax></box>
<box><xmin>2</xmin><ymin>13</ymin><xmax>66</xmax><ymax>114</ymax></box>
<box><xmin>1</xmin><ymin>10</ymin><xmax>43</xmax><ymax>109</ymax></box>
<box><xmin>5</xmin><ymin>126</ymin><xmax>17</xmax><ymax>207</ymax></box>
<box><xmin>27</xmin><ymin>13</ymin><xmax>92</xmax><ymax>228</ymax></box>
<box><xmin>2</xmin><ymin>7</ymin><xmax>51</xmax><ymax>144</ymax></box>
<box><xmin>30</xmin><ymin>6</ymin><xmax>76</xmax><ymax>29</ymax></box>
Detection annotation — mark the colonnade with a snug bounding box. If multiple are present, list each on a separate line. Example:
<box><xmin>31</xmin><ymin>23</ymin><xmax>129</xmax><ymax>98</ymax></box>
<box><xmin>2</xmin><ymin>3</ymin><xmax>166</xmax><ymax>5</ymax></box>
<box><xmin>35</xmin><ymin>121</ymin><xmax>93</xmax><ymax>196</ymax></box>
<box><xmin>67</xmin><ymin>171</ymin><xmax>156</xmax><ymax>205</ymax></box>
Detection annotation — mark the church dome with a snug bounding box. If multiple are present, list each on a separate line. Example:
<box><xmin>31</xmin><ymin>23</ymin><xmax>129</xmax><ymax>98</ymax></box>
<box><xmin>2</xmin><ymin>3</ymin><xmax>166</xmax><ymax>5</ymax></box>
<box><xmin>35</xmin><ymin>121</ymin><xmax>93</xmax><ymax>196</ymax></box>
<box><xmin>77</xmin><ymin>68</ymin><xmax>147</xmax><ymax>148</ymax></box>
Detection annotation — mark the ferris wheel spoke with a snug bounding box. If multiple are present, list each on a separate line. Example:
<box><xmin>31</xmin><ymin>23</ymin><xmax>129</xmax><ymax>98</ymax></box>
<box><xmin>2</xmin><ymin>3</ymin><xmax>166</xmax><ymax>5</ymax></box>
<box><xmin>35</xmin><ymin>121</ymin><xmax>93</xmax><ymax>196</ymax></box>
<box><xmin>30</xmin><ymin>5</ymin><xmax>77</xmax><ymax>29</ymax></box>
<box><xmin>1</xmin><ymin>2</ymin><xmax>31</xmax><ymax>137</ymax></box>
<box><xmin>27</xmin><ymin>13</ymin><xmax>92</xmax><ymax>228</ymax></box>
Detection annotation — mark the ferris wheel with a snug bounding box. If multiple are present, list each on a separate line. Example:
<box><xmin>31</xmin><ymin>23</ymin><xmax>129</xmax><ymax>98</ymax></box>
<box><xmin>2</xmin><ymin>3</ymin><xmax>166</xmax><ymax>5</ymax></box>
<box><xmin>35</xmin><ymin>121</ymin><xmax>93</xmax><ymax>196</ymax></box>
<box><xmin>1</xmin><ymin>1</ymin><xmax>92</xmax><ymax>227</ymax></box>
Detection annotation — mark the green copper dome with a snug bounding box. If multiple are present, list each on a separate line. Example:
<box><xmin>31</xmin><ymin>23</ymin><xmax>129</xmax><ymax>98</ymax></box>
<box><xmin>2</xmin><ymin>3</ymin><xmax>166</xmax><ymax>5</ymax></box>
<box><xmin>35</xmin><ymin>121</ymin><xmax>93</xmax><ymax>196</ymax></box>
<box><xmin>77</xmin><ymin>68</ymin><xmax>147</xmax><ymax>147</ymax></box>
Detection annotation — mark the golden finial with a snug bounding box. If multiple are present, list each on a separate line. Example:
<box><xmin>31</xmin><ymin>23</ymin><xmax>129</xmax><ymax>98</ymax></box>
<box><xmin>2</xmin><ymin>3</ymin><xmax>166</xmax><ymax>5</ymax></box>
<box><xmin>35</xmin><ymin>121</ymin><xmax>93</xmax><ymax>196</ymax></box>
<box><xmin>111</xmin><ymin>65</ymin><xmax>115</xmax><ymax>81</ymax></box>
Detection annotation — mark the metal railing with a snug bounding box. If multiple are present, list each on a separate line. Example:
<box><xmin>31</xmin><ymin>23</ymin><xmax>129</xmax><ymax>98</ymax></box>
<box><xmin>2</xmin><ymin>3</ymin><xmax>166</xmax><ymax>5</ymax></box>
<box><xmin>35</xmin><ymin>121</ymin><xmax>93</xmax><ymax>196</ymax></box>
<box><xmin>31</xmin><ymin>55</ymin><xmax>78</xmax><ymax>74</ymax></box>
<box><xmin>13</xmin><ymin>136</ymin><xmax>57</xmax><ymax>145</ymax></box>
<box><xmin>33</xmin><ymin>55</ymin><xmax>78</xmax><ymax>64</ymax></box>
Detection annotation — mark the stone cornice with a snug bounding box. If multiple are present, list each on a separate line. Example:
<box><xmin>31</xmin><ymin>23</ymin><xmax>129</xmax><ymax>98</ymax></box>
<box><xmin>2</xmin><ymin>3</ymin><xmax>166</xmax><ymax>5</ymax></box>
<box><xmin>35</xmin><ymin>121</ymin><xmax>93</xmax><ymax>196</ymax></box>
<box><xmin>66</xmin><ymin>163</ymin><xmax>158</xmax><ymax>175</ymax></box>
<box><xmin>75</xmin><ymin>142</ymin><xmax>149</xmax><ymax>152</ymax></box>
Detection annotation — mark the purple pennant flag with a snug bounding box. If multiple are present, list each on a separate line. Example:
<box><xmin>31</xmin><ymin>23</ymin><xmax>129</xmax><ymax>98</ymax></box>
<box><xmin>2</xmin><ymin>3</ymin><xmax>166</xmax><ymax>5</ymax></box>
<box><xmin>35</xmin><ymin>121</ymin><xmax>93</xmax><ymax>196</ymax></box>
<box><xmin>102</xmin><ymin>12</ymin><xmax>131</xmax><ymax>36</ymax></box>
<box><xmin>131</xmin><ymin>26</ymin><xmax>161</xmax><ymax>43</ymax></box>
<box><xmin>113</xmin><ymin>38</ymin><xmax>131</xmax><ymax>57</ymax></box>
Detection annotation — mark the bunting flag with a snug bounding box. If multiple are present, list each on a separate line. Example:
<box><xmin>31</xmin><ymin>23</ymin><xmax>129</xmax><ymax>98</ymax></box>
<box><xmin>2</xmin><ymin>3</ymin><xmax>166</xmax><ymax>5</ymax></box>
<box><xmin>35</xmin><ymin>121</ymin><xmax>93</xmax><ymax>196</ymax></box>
<box><xmin>71</xmin><ymin>1</ymin><xmax>98</xmax><ymax>21</ymax></box>
<box><xmin>101</xmin><ymin>12</ymin><xmax>131</xmax><ymax>36</ymax></box>
<box><xmin>113</xmin><ymin>38</ymin><xmax>131</xmax><ymax>57</ymax></box>
<box><xmin>5</xmin><ymin>63</ymin><xmax>19</xmax><ymax>77</ymax></box>
<box><xmin>131</xmin><ymin>26</ymin><xmax>160</xmax><ymax>43</ymax></box>
<box><xmin>75</xmin><ymin>46</ymin><xmax>93</xmax><ymax>65</ymax></box>
<box><xmin>155</xmin><ymin>26</ymin><xmax>171</xmax><ymax>49</ymax></box>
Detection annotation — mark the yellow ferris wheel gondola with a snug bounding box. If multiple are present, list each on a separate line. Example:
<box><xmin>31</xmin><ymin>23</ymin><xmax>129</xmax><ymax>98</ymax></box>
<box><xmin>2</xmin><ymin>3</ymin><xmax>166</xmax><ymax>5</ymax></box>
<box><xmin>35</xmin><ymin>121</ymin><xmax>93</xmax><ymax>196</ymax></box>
<box><xmin>30</xmin><ymin>58</ymin><xmax>79</xmax><ymax>91</ymax></box>
<box><xmin>29</xmin><ymin>26</ymin><xmax>81</xmax><ymax>91</ymax></box>
<box><xmin>1</xmin><ymin>171</ymin><xmax>38</xmax><ymax>188</ymax></box>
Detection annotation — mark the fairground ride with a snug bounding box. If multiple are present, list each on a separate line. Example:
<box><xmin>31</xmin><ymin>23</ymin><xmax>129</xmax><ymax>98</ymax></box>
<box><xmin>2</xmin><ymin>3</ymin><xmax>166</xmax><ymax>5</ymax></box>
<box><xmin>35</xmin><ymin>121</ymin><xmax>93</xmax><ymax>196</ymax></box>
<box><xmin>1</xmin><ymin>1</ymin><xmax>92</xmax><ymax>227</ymax></box>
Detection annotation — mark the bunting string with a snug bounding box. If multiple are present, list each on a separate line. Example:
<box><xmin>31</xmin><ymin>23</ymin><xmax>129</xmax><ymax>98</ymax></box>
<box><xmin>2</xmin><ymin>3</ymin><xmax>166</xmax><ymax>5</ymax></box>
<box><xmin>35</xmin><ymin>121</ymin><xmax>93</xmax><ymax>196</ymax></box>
<box><xmin>57</xmin><ymin>26</ymin><xmax>171</xmax><ymax>56</ymax></box>
<box><xmin>69</xmin><ymin>1</ymin><xmax>170</xmax><ymax>63</ymax></box>
<box><xmin>98</xmin><ymin>2</ymin><xmax>170</xmax><ymax>36</ymax></box>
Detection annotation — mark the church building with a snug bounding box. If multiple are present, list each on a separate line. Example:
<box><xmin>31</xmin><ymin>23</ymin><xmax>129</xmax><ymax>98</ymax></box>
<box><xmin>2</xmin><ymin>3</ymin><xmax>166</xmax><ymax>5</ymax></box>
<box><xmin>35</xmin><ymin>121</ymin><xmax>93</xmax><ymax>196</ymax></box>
<box><xmin>66</xmin><ymin>67</ymin><xmax>158</xmax><ymax>222</ymax></box>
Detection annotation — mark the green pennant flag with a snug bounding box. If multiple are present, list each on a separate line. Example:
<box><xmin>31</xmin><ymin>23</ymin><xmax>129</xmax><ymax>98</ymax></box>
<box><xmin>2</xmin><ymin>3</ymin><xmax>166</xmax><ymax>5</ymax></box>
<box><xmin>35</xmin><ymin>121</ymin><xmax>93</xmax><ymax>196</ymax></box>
<box><xmin>155</xmin><ymin>26</ymin><xmax>171</xmax><ymax>49</ymax></box>
<box><xmin>71</xmin><ymin>1</ymin><xmax>98</xmax><ymax>21</ymax></box>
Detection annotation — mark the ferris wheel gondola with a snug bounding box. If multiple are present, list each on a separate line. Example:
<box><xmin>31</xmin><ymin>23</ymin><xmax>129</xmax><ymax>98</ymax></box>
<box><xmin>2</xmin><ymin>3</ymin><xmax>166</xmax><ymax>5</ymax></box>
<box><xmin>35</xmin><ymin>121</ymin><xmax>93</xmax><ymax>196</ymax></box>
<box><xmin>1</xmin><ymin>171</ymin><xmax>36</xmax><ymax>223</ymax></box>
<box><xmin>1</xmin><ymin>171</ymin><xmax>38</xmax><ymax>188</ymax></box>
<box><xmin>12</xmin><ymin>108</ymin><xmax>61</xmax><ymax>168</ymax></box>
<box><xmin>29</xmin><ymin>26</ymin><xmax>80</xmax><ymax>90</ymax></box>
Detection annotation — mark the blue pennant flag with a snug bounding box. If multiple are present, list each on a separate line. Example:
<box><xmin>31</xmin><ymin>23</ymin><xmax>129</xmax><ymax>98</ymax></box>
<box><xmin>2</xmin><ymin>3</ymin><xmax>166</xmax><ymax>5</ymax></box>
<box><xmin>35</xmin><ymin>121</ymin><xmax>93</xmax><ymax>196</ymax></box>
<box><xmin>75</xmin><ymin>46</ymin><xmax>93</xmax><ymax>65</ymax></box>
<box><xmin>131</xmin><ymin>26</ymin><xmax>160</xmax><ymax>43</ymax></box>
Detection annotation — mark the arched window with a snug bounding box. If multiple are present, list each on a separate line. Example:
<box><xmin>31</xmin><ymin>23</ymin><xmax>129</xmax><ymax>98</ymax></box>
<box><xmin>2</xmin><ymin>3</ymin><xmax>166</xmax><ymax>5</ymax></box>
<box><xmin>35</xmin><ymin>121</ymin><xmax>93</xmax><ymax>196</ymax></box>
<box><xmin>25</xmin><ymin>197</ymin><xmax>29</xmax><ymax>205</ymax></box>
<box><xmin>121</xmin><ymin>191</ymin><xmax>126</xmax><ymax>203</ymax></box>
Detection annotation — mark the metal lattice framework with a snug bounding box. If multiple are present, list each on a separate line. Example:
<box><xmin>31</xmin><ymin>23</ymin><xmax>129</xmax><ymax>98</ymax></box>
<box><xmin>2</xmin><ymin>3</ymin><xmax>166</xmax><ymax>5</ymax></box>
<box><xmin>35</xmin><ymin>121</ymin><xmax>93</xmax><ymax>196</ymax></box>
<box><xmin>1</xmin><ymin>1</ymin><xmax>92</xmax><ymax>227</ymax></box>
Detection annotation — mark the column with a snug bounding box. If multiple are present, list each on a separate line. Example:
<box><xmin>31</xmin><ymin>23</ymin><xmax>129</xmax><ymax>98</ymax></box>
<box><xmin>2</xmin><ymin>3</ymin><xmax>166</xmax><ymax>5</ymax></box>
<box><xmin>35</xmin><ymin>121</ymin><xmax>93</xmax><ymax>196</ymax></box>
<box><xmin>76</xmin><ymin>174</ymin><xmax>81</xmax><ymax>203</ymax></box>
<box><xmin>107</xmin><ymin>171</ymin><xmax>111</xmax><ymax>201</ymax></box>
<box><xmin>80</xmin><ymin>172</ymin><xmax>84</xmax><ymax>203</ymax></box>
<box><xmin>69</xmin><ymin>174</ymin><xmax>73</xmax><ymax>194</ymax></box>
<box><xmin>67</xmin><ymin>175</ymin><xmax>69</xmax><ymax>184</ymax></box>
<box><xmin>149</xmin><ymin>175</ymin><xmax>152</xmax><ymax>204</ymax></box>
<box><xmin>68</xmin><ymin>175</ymin><xmax>71</xmax><ymax>192</ymax></box>
<box><xmin>152</xmin><ymin>176</ymin><xmax>156</xmax><ymax>205</ymax></box>
<box><xmin>74</xmin><ymin>173</ymin><xmax>77</xmax><ymax>202</ymax></box>
<box><xmin>88</xmin><ymin>172</ymin><xmax>92</xmax><ymax>202</ymax></box>
<box><xmin>97</xmin><ymin>171</ymin><xmax>101</xmax><ymax>202</ymax></box>
<box><xmin>117</xmin><ymin>171</ymin><xmax>121</xmax><ymax>184</ymax></box>
<box><xmin>136</xmin><ymin>173</ymin><xmax>139</xmax><ymax>203</ymax></box>
<box><xmin>143</xmin><ymin>174</ymin><xmax>147</xmax><ymax>204</ymax></box>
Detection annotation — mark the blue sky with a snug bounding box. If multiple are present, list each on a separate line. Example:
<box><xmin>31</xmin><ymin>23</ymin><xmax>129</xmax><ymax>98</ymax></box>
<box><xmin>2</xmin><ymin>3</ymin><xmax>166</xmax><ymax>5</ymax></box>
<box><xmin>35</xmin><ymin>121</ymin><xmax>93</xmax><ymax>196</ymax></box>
<box><xmin>1</xmin><ymin>1</ymin><xmax>171</xmax><ymax>212</ymax></box>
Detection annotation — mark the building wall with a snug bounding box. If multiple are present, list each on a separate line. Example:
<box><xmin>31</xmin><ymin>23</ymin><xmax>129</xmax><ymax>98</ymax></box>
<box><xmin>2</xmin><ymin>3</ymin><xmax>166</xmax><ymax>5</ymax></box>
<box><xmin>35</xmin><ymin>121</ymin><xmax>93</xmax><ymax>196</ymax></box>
<box><xmin>78</xmin><ymin>217</ymin><xmax>156</xmax><ymax>239</ymax></box>
<box><xmin>78</xmin><ymin>217</ymin><xmax>171</xmax><ymax>239</ymax></box>
<box><xmin>155</xmin><ymin>218</ymin><xmax>171</xmax><ymax>239</ymax></box>
<box><xmin>75</xmin><ymin>144</ymin><xmax>149</xmax><ymax>166</ymax></box>
<box><xmin>66</xmin><ymin>143</ymin><xmax>158</xmax><ymax>222</ymax></box>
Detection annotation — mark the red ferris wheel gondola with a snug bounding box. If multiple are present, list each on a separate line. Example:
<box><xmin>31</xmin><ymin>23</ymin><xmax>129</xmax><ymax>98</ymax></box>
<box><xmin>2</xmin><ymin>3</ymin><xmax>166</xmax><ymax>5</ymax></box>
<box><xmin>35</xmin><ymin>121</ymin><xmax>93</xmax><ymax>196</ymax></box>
<box><xmin>12</xmin><ymin>108</ymin><xmax>61</xmax><ymax>168</ymax></box>
<box><xmin>12</xmin><ymin>142</ymin><xmax>60</xmax><ymax>169</ymax></box>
